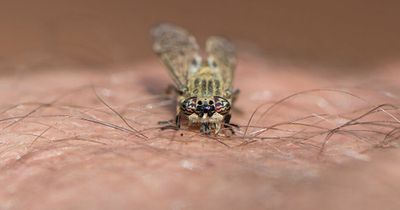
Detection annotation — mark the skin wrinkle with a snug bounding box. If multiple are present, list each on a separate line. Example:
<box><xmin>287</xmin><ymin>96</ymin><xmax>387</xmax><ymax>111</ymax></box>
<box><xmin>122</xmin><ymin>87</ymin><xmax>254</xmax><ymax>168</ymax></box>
<box><xmin>0</xmin><ymin>57</ymin><xmax>399</xmax><ymax>210</ymax></box>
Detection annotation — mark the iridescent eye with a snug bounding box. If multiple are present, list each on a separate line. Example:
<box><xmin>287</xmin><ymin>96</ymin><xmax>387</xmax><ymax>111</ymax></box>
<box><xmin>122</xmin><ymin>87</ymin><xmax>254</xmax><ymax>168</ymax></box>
<box><xmin>214</xmin><ymin>96</ymin><xmax>231</xmax><ymax>115</ymax></box>
<box><xmin>181</xmin><ymin>97</ymin><xmax>197</xmax><ymax>115</ymax></box>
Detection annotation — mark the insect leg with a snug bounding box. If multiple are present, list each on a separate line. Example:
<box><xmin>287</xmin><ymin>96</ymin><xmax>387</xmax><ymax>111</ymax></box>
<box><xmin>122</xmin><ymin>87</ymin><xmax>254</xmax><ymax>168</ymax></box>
<box><xmin>214</xmin><ymin>122</ymin><xmax>222</xmax><ymax>135</ymax></box>
<box><xmin>200</xmin><ymin>123</ymin><xmax>211</xmax><ymax>135</ymax></box>
<box><xmin>158</xmin><ymin>109</ymin><xmax>181</xmax><ymax>131</ymax></box>
<box><xmin>175</xmin><ymin>114</ymin><xmax>181</xmax><ymax>128</ymax></box>
<box><xmin>223</xmin><ymin>114</ymin><xmax>238</xmax><ymax>135</ymax></box>
<box><xmin>223</xmin><ymin>114</ymin><xmax>233</xmax><ymax>128</ymax></box>
<box><xmin>166</xmin><ymin>84</ymin><xmax>184</xmax><ymax>95</ymax></box>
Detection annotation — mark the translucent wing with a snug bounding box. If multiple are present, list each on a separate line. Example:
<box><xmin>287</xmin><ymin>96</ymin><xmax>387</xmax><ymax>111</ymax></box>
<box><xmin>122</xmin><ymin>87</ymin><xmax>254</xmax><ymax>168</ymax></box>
<box><xmin>151</xmin><ymin>23</ymin><xmax>201</xmax><ymax>89</ymax></box>
<box><xmin>206</xmin><ymin>36</ymin><xmax>236</xmax><ymax>91</ymax></box>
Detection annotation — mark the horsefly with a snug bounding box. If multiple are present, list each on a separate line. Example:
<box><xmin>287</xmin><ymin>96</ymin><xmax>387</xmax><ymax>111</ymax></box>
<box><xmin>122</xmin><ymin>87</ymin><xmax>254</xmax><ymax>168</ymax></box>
<box><xmin>151</xmin><ymin>23</ymin><xmax>238</xmax><ymax>135</ymax></box>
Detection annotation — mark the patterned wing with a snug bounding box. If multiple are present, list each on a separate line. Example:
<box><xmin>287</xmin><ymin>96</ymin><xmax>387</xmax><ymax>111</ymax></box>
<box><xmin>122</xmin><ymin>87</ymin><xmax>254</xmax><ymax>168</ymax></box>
<box><xmin>206</xmin><ymin>36</ymin><xmax>236</xmax><ymax>92</ymax></box>
<box><xmin>151</xmin><ymin>23</ymin><xmax>201</xmax><ymax>89</ymax></box>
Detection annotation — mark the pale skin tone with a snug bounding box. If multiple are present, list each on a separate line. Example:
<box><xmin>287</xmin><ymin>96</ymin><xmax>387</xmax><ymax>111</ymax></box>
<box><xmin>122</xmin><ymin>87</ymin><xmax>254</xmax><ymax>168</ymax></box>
<box><xmin>0</xmin><ymin>57</ymin><xmax>399</xmax><ymax>210</ymax></box>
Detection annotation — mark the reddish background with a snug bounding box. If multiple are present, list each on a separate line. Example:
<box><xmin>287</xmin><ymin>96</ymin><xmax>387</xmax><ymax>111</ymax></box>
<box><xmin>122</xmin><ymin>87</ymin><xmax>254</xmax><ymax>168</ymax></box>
<box><xmin>1</xmin><ymin>0</ymin><xmax>399</xmax><ymax>72</ymax></box>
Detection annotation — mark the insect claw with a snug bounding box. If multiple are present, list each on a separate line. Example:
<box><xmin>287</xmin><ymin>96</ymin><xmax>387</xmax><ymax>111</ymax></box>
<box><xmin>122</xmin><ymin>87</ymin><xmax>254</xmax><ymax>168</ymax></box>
<box><xmin>228</xmin><ymin>126</ymin><xmax>236</xmax><ymax>135</ymax></box>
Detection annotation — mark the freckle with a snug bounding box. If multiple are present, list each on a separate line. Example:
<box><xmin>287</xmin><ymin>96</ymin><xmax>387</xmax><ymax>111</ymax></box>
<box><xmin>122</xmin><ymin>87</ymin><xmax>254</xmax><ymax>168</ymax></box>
<box><xmin>335</xmin><ymin>118</ymin><xmax>348</xmax><ymax>126</ymax></box>
<box><xmin>180</xmin><ymin>160</ymin><xmax>195</xmax><ymax>170</ymax></box>
<box><xmin>110</xmin><ymin>74</ymin><xmax>121</xmax><ymax>84</ymax></box>
<box><xmin>250</xmin><ymin>90</ymin><xmax>272</xmax><ymax>101</ymax></box>
<box><xmin>343</xmin><ymin>150</ymin><xmax>370</xmax><ymax>161</ymax></box>
<box><xmin>100</xmin><ymin>88</ymin><xmax>112</xmax><ymax>97</ymax></box>
<box><xmin>383</xmin><ymin>91</ymin><xmax>397</xmax><ymax>98</ymax></box>
<box><xmin>317</xmin><ymin>98</ymin><xmax>329</xmax><ymax>108</ymax></box>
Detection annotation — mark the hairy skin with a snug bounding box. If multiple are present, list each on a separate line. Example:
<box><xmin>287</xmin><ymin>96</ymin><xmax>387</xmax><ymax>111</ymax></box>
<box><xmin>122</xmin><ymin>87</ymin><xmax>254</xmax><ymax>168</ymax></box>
<box><xmin>0</xmin><ymin>56</ymin><xmax>400</xmax><ymax>210</ymax></box>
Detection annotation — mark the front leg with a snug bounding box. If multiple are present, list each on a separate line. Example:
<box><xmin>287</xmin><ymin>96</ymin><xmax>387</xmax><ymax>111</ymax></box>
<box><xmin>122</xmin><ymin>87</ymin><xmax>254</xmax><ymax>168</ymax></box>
<box><xmin>214</xmin><ymin>122</ymin><xmax>222</xmax><ymax>135</ymax></box>
<box><xmin>159</xmin><ymin>109</ymin><xmax>181</xmax><ymax>131</ymax></box>
<box><xmin>200</xmin><ymin>123</ymin><xmax>211</xmax><ymax>135</ymax></box>
<box><xmin>223</xmin><ymin>114</ymin><xmax>238</xmax><ymax>135</ymax></box>
<box><xmin>175</xmin><ymin>114</ymin><xmax>181</xmax><ymax>128</ymax></box>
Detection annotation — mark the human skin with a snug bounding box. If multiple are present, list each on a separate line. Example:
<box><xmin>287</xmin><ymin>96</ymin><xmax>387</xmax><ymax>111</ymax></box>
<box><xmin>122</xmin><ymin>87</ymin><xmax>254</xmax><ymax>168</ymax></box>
<box><xmin>0</xmin><ymin>55</ymin><xmax>399</xmax><ymax>210</ymax></box>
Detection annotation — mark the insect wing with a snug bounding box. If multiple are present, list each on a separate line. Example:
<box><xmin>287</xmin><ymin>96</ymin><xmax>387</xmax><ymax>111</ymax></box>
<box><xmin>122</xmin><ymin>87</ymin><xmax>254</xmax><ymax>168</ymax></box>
<box><xmin>206</xmin><ymin>36</ymin><xmax>236</xmax><ymax>92</ymax></box>
<box><xmin>151</xmin><ymin>23</ymin><xmax>201</xmax><ymax>89</ymax></box>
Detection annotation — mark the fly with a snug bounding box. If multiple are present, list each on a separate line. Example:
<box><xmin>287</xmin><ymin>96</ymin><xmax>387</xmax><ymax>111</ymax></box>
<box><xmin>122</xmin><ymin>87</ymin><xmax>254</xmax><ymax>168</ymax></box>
<box><xmin>151</xmin><ymin>23</ymin><xmax>238</xmax><ymax>135</ymax></box>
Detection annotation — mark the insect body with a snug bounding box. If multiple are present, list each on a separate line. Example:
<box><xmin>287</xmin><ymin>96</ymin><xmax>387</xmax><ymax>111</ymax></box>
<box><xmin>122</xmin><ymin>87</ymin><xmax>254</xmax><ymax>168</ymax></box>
<box><xmin>151</xmin><ymin>23</ymin><xmax>237</xmax><ymax>135</ymax></box>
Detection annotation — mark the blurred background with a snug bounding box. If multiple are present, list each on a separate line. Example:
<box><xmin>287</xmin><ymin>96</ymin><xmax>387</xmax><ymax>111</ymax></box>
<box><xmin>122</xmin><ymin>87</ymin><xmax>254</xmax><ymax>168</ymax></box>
<box><xmin>0</xmin><ymin>0</ymin><xmax>399</xmax><ymax>73</ymax></box>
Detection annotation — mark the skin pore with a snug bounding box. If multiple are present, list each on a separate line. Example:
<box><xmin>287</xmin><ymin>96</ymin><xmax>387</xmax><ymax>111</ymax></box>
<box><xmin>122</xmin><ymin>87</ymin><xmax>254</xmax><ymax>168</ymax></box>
<box><xmin>0</xmin><ymin>54</ymin><xmax>399</xmax><ymax>210</ymax></box>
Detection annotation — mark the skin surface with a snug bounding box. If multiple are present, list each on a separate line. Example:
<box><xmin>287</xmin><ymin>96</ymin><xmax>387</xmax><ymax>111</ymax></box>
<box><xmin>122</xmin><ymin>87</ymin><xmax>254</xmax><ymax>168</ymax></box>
<box><xmin>0</xmin><ymin>54</ymin><xmax>399</xmax><ymax>210</ymax></box>
<box><xmin>1</xmin><ymin>1</ymin><xmax>400</xmax><ymax>209</ymax></box>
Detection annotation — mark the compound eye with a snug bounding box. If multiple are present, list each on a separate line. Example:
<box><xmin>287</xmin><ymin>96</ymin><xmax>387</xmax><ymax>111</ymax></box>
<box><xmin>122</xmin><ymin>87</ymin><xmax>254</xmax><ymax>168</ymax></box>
<box><xmin>181</xmin><ymin>97</ymin><xmax>197</xmax><ymax>115</ymax></box>
<box><xmin>214</xmin><ymin>96</ymin><xmax>231</xmax><ymax>115</ymax></box>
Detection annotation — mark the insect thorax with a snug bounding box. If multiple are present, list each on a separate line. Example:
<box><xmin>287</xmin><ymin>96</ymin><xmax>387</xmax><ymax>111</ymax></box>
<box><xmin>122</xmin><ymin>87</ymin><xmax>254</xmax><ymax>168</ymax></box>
<box><xmin>186</xmin><ymin>67</ymin><xmax>225</xmax><ymax>98</ymax></box>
